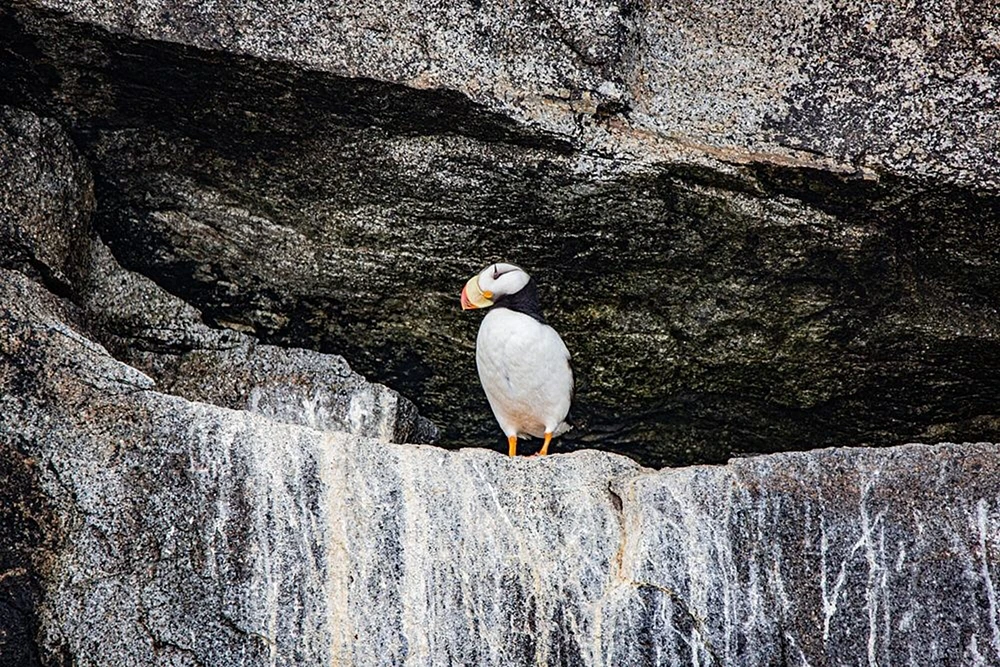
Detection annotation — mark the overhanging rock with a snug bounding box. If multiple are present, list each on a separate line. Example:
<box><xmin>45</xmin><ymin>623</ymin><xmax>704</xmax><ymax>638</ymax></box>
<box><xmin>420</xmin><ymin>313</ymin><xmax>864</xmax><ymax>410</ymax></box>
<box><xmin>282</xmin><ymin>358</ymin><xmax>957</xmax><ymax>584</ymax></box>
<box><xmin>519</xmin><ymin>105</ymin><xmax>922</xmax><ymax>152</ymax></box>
<box><xmin>2</xmin><ymin>0</ymin><xmax>998</xmax><ymax>465</ymax></box>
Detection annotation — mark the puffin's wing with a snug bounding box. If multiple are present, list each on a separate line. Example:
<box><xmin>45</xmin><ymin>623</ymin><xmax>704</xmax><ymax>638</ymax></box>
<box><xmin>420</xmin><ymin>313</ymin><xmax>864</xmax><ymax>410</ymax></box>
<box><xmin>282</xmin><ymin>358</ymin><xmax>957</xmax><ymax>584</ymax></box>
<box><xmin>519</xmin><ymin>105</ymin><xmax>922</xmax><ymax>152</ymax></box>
<box><xmin>539</xmin><ymin>323</ymin><xmax>573</xmax><ymax>433</ymax></box>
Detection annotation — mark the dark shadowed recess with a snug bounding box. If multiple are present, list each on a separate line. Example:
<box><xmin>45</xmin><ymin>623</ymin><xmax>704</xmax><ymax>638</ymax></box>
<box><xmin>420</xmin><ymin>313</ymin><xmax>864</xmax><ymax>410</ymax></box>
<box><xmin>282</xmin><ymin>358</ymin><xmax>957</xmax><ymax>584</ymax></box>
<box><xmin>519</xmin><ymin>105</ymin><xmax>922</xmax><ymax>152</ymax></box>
<box><xmin>2</xmin><ymin>2</ymin><xmax>999</xmax><ymax>468</ymax></box>
<box><xmin>0</xmin><ymin>444</ymin><xmax>50</xmax><ymax>667</ymax></box>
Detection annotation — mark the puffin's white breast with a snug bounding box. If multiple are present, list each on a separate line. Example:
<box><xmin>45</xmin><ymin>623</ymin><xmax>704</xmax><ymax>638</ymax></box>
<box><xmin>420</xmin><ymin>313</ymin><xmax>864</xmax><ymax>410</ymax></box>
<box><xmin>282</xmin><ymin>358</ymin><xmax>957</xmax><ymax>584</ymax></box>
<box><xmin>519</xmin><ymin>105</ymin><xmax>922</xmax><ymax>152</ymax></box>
<box><xmin>476</xmin><ymin>308</ymin><xmax>573</xmax><ymax>439</ymax></box>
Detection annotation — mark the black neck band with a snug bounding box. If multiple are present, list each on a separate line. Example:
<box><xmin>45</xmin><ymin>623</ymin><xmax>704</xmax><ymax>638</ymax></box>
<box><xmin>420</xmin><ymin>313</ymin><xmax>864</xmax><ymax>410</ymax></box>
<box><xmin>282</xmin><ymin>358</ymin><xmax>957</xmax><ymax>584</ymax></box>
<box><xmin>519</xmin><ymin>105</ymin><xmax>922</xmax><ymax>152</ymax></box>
<box><xmin>493</xmin><ymin>278</ymin><xmax>546</xmax><ymax>323</ymax></box>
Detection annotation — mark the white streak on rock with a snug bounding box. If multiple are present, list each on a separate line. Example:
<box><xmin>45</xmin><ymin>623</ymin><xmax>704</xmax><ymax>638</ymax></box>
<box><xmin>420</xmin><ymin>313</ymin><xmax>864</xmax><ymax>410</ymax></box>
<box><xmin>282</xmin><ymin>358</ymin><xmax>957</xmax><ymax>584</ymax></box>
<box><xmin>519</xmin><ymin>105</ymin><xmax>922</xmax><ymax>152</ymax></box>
<box><xmin>977</xmin><ymin>498</ymin><xmax>1000</xmax><ymax>661</ymax></box>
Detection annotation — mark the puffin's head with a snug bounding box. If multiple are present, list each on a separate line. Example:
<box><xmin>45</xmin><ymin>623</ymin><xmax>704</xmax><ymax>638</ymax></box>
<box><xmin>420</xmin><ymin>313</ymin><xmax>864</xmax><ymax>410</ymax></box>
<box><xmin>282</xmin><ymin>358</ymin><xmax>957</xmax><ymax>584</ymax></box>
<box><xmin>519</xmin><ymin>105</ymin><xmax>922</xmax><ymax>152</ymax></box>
<box><xmin>460</xmin><ymin>262</ymin><xmax>530</xmax><ymax>310</ymax></box>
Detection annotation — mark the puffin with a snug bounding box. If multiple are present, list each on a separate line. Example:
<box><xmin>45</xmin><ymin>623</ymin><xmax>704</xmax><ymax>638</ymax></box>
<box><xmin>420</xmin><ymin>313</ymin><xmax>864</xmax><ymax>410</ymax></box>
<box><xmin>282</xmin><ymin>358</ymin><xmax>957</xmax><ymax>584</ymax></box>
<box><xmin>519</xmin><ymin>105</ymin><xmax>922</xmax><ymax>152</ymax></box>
<box><xmin>460</xmin><ymin>262</ymin><xmax>573</xmax><ymax>457</ymax></box>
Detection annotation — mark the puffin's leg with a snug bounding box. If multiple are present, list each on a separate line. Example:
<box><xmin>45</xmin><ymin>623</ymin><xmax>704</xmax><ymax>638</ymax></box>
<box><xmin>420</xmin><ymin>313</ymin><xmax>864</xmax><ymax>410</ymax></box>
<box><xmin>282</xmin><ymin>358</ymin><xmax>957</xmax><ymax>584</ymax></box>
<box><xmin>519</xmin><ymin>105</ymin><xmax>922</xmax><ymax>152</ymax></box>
<box><xmin>508</xmin><ymin>435</ymin><xmax>518</xmax><ymax>457</ymax></box>
<box><xmin>539</xmin><ymin>432</ymin><xmax>553</xmax><ymax>456</ymax></box>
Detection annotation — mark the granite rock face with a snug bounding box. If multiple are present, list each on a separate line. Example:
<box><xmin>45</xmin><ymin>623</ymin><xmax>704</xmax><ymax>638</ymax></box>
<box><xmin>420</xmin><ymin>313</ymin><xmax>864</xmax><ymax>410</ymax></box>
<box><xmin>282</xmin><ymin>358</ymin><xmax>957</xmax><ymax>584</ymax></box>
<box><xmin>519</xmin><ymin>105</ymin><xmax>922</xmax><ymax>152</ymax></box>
<box><xmin>607</xmin><ymin>445</ymin><xmax>1000</xmax><ymax>665</ymax></box>
<box><xmin>80</xmin><ymin>239</ymin><xmax>438</xmax><ymax>444</ymax></box>
<box><xmin>1</xmin><ymin>0</ymin><xmax>998</xmax><ymax>465</ymax></box>
<box><xmin>0</xmin><ymin>105</ymin><xmax>93</xmax><ymax>291</ymax></box>
<box><xmin>4</xmin><ymin>267</ymin><xmax>1000</xmax><ymax>665</ymax></box>
<box><xmin>2</xmin><ymin>4</ymin><xmax>1000</xmax><ymax>664</ymax></box>
<box><xmin>14</xmin><ymin>0</ymin><xmax>1000</xmax><ymax>189</ymax></box>
<box><xmin>0</xmin><ymin>104</ymin><xmax>435</xmax><ymax>444</ymax></box>
<box><xmin>0</xmin><ymin>105</ymin><xmax>431</xmax><ymax>665</ymax></box>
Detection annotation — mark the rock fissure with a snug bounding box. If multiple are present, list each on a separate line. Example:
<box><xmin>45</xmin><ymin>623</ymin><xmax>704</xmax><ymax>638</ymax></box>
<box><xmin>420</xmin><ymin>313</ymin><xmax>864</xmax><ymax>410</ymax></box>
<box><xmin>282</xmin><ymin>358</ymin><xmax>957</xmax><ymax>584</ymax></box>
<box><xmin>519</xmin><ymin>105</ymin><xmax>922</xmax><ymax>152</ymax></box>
<box><xmin>219</xmin><ymin>612</ymin><xmax>278</xmax><ymax>650</ymax></box>
<box><xmin>138</xmin><ymin>610</ymin><xmax>207</xmax><ymax>666</ymax></box>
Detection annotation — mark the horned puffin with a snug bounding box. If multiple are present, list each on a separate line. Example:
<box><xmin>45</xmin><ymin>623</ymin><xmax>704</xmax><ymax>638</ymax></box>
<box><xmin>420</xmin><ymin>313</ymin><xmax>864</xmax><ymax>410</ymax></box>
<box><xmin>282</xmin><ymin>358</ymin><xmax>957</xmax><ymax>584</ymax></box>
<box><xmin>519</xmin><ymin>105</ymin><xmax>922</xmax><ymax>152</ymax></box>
<box><xmin>460</xmin><ymin>262</ymin><xmax>573</xmax><ymax>457</ymax></box>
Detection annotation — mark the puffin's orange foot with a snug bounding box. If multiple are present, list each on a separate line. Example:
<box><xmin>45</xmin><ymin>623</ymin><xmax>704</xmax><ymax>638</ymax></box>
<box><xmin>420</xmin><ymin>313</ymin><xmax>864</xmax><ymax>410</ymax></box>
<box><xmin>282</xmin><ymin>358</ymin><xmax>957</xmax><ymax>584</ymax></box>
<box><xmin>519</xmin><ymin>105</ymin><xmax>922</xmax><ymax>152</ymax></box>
<box><xmin>539</xmin><ymin>432</ymin><xmax>553</xmax><ymax>456</ymax></box>
<box><xmin>508</xmin><ymin>435</ymin><xmax>517</xmax><ymax>457</ymax></box>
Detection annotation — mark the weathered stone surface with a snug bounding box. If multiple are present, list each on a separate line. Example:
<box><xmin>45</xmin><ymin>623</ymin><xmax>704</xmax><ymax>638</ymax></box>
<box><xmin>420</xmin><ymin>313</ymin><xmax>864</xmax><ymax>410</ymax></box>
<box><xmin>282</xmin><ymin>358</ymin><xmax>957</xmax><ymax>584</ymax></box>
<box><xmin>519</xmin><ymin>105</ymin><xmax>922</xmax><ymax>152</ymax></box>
<box><xmin>80</xmin><ymin>239</ymin><xmax>438</xmax><ymax>443</ymax></box>
<box><xmin>5</xmin><ymin>2</ymin><xmax>997</xmax><ymax>662</ymax></box>
<box><xmin>4</xmin><ymin>266</ymin><xmax>1000</xmax><ymax>665</ymax></box>
<box><xmin>0</xmin><ymin>107</ymin><xmax>91</xmax><ymax>666</ymax></box>
<box><xmin>0</xmin><ymin>105</ymin><xmax>93</xmax><ymax>291</ymax></box>
<box><xmin>0</xmin><ymin>418</ymin><xmax>55</xmax><ymax>667</ymax></box>
<box><xmin>0</xmin><ymin>102</ymin><xmax>434</xmax><ymax>444</ymax></box>
<box><xmin>17</xmin><ymin>0</ymin><xmax>1000</xmax><ymax>189</ymax></box>
<box><xmin>0</xmin><ymin>267</ymin><xmax>636</xmax><ymax>663</ymax></box>
<box><xmin>1</xmin><ymin>1</ymin><xmax>998</xmax><ymax>468</ymax></box>
<box><xmin>607</xmin><ymin>445</ymin><xmax>1000</xmax><ymax>664</ymax></box>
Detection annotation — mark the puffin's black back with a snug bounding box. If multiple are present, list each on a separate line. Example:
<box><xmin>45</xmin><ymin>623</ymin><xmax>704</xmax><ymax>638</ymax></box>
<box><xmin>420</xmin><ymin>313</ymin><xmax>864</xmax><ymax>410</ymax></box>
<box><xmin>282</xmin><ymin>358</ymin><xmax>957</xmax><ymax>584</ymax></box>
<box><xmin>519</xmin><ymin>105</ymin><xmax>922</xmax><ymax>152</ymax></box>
<box><xmin>493</xmin><ymin>278</ymin><xmax>546</xmax><ymax>323</ymax></box>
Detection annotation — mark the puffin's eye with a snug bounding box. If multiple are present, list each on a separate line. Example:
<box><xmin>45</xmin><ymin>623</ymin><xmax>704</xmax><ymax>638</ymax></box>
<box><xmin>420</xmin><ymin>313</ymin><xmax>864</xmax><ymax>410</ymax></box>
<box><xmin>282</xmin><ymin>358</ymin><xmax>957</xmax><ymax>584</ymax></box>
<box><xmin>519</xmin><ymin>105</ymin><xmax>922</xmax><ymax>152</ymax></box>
<box><xmin>492</xmin><ymin>264</ymin><xmax>500</xmax><ymax>280</ymax></box>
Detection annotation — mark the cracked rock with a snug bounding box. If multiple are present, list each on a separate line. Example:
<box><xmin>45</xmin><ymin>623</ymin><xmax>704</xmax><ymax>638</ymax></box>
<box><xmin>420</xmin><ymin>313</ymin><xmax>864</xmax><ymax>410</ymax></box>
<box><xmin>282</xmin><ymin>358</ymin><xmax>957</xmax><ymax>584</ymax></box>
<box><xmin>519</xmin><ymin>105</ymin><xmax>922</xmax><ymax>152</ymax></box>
<box><xmin>0</xmin><ymin>105</ymin><xmax>93</xmax><ymax>292</ymax></box>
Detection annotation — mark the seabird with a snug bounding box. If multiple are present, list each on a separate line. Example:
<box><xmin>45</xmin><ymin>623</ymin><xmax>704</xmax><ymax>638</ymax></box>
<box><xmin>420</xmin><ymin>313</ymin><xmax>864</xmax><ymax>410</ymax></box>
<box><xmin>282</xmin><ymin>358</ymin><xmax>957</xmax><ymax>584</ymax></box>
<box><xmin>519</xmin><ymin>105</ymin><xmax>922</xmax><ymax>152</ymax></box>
<box><xmin>460</xmin><ymin>262</ymin><xmax>573</xmax><ymax>457</ymax></box>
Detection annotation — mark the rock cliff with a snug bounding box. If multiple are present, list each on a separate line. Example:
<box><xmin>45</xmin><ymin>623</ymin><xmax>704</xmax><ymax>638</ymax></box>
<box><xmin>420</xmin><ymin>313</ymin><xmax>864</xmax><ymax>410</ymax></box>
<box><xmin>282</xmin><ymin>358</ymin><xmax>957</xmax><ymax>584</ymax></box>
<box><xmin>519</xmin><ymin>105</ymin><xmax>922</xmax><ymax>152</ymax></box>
<box><xmin>4</xmin><ymin>266</ymin><xmax>1000</xmax><ymax>665</ymax></box>
<box><xmin>2</xmin><ymin>0</ymin><xmax>999</xmax><ymax>664</ymax></box>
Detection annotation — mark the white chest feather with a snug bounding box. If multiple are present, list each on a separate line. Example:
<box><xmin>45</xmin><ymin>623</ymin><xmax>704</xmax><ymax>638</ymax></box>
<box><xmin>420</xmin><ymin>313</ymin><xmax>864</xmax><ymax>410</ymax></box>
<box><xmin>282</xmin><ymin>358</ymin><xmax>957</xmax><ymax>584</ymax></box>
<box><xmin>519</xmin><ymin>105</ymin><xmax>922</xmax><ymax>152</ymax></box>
<box><xmin>476</xmin><ymin>308</ymin><xmax>573</xmax><ymax>438</ymax></box>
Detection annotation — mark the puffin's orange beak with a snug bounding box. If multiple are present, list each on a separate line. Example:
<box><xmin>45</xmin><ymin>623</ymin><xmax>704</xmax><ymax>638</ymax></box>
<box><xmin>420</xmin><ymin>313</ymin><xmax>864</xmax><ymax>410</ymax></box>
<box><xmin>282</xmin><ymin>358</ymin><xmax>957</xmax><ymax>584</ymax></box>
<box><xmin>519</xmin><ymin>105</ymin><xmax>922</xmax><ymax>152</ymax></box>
<box><xmin>461</xmin><ymin>274</ymin><xmax>494</xmax><ymax>310</ymax></box>
<box><xmin>460</xmin><ymin>285</ymin><xmax>476</xmax><ymax>310</ymax></box>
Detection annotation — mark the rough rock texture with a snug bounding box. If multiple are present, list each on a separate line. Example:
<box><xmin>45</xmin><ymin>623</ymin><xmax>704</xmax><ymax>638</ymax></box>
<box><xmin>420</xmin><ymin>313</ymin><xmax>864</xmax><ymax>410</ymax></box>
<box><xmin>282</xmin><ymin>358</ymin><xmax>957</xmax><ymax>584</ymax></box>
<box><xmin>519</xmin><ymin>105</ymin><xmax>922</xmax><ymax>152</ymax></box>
<box><xmin>610</xmin><ymin>446</ymin><xmax>1000</xmax><ymax>665</ymax></box>
<box><xmin>0</xmin><ymin>104</ymin><xmax>93</xmax><ymax>291</ymax></box>
<box><xmin>3</xmin><ymin>3</ymin><xmax>1000</xmax><ymax>665</ymax></box>
<box><xmin>0</xmin><ymin>106</ymin><xmax>430</xmax><ymax>664</ymax></box>
<box><xmin>0</xmin><ymin>102</ymin><xmax>436</xmax><ymax>445</ymax></box>
<box><xmin>2</xmin><ymin>0</ymin><xmax>999</xmax><ymax>466</ymax></box>
<box><xmin>14</xmin><ymin>0</ymin><xmax>1000</xmax><ymax>188</ymax></box>
<box><xmin>80</xmin><ymin>239</ymin><xmax>438</xmax><ymax>444</ymax></box>
<box><xmin>0</xmin><ymin>103</ymin><xmax>95</xmax><ymax>667</ymax></box>
<box><xmin>5</xmin><ymin>267</ymin><xmax>1000</xmax><ymax>665</ymax></box>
